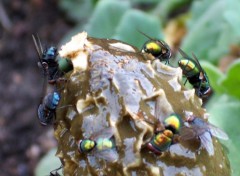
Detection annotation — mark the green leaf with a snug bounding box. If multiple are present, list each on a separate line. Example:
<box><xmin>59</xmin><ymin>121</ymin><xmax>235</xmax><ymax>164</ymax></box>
<box><xmin>130</xmin><ymin>0</ymin><xmax>160</xmax><ymax>3</ymax></box>
<box><xmin>113</xmin><ymin>9</ymin><xmax>163</xmax><ymax>49</ymax></box>
<box><xmin>59</xmin><ymin>23</ymin><xmax>85</xmax><ymax>46</ymax></box>
<box><xmin>35</xmin><ymin>148</ymin><xmax>62</xmax><ymax>176</ymax></box>
<box><xmin>59</xmin><ymin>0</ymin><xmax>95</xmax><ymax>22</ymax></box>
<box><xmin>188</xmin><ymin>0</ymin><xmax>213</xmax><ymax>25</ymax></box>
<box><xmin>219</xmin><ymin>59</ymin><xmax>240</xmax><ymax>99</ymax></box>
<box><xmin>181</xmin><ymin>0</ymin><xmax>240</xmax><ymax>64</ymax></box>
<box><xmin>207</xmin><ymin>95</ymin><xmax>240</xmax><ymax>176</ymax></box>
<box><xmin>200</xmin><ymin>61</ymin><xmax>225</xmax><ymax>93</ymax></box>
<box><xmin>84</xmin><ymin>0</ymin><xmax>130</xmax><ymax>38</ymax></box>
<box><xmin>152</xmin><ymin>0</ymin><xmax>192</xmax><ymax>24</ymax></box>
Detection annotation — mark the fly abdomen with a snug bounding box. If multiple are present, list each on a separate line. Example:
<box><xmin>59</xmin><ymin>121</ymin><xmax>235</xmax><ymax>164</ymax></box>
<box><xmin>37</xmin><ymin>92</ymin><xmax>60</xmax><ymax>126</ymax></box>
<box><xmin>178</xmin><ymin>59</ymin><xmax>200</xmax><ymax>78</ymax></box>
<box><xmin>37</xmin><ymin>104</ymin><xmax>55</xmax><ymax>126</ymax></box>
<box><xmin>45</xmin><ymin>92</ymin><xmax>60</xmax><ymax>110</ymax></box>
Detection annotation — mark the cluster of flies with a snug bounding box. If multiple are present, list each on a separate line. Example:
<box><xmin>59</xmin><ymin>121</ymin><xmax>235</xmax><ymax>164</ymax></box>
<box><xmin>32</xmin><ymin>33</ymin><xmax>228</xmax><ymax>175</ymax></box>
<box><xmin>140</xmin><ymin>33</ymin><xmax>228</xmax><ymax>156</ymax></box>
<box><xmin>32</xmin><ymin>35</ymin><xmax>72</xmax><ymax>176</ymax></box>
<box><xmin>32</xmin><ymin>35</ymin><xmax>72</xmax><ymax>126</ymax></box>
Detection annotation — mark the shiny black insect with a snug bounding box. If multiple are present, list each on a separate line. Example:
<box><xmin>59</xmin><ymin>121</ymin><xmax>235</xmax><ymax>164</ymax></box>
<box><xmin>32</xmin><ymin>35</ymin><xmax>73</xmax><ymax>126</ymax></box>
<box><xmin>38</xmin><ymin>91</ymin><xmax>60</xmax><ymax>126</ymax></box>
<box><xmin>139</xmin><ymin>31</ymin><xmax>172</xmax><ymax>64</ymax></box>
<box><xmin>178</xmin><ymin>49</ymin><xmax>212</xmax><ymax>99</ymax></box>
<box><xmin>32</xmin><ymin>34</ymin><xmax>67</xmax><ymax>84</ymax></box>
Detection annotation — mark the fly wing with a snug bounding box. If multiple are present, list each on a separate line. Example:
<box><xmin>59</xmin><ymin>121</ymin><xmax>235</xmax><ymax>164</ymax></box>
<box><xmin>178</xmin><ymin>48</ymin><xmax>192</xmax><ymax>60</ymax></box>
<box><xmin>32</xmin><ymin>34</ymin><xmax>47</xmax><ymax>101</ymax></box>
<box><xmin>159</xmin><ymin>40</ymin><xmax>169</xmax><ymax>50</ymax></box>
<box><xmin>192</xmin><ymin>53</ymin><xmax>204</xmax><ymax>73</ymax></box>
<box><xmin>32</xmin><ymin>34</ymin><xmax>43</xmax><ymax>64</ymax></box>
<box><xmin>179</xmin><ymin>121</ymin><xmax>209</xmax><ymax>140</ymax></box>
<box><xmin>179</xmin><ymin>126</ymin><xmax>198</xmax><ymax>141</ymax></box>
<box><xmin>91</xmin><ymin>127</ymin><xmax>115</xmax><ymax>141</ymax></box>
<box><xmin>36</xmin><ymin>34</ymin><xmax>44</xmax><ymax>54</ymax></box>
<box><xmin>199</xmin><ymin>132</ymin><xmax>214</xmax><ymax>156</ymax></box>
<box><xmin>93</xmin><ymin>148</ymin><xmax>119</xmax><ymax>162</ymax></box>
<box><xmin>208</xmin><ymin>123</ymin><xmax>229</xmax><ymax>140</ymax></box>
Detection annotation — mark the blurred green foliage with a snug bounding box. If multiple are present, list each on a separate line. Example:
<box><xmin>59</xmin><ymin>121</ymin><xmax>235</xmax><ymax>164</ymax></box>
<box><xmin>84</xmin><ymin>0</ymin><xmax>130</xmax><ymax>38</ymax></box>
<box><xmin>37</xmin><ymin>0</ymin><xmax>240</xmax><ymax>175</ymax></box>
<box><xmin>220</xmin><ymin>60</ymin><xmax>240</xmax><ymax>99</ymax></box>
<box><xmin>208</xmin><ymin>95</ymin><xmax>240</xmax><ymax>176</ymax></box>
<box><xmin>59</xmin><ymin>0</ymin><xmax>97</xmax><ymax>22</ymax></box>
<box><xmin>113</xmin><ymin>10</ymin><xmax>162</xmax><ymax>48</ymax></box>
<box><xmin>181</xmin><ymin>0</ymin><xmax>240</xmax><ymax>64</ymax></box>
<box><xmin>35</xmin><ymin>148</ymin><xmax>62</xmax><ymax>176</ymax></box>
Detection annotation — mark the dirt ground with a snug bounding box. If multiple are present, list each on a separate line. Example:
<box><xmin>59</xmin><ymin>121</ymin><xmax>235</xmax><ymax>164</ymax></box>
<box><xmin>0</xmin><ymin>1</ymin><xmax>73</xmax><ymax>175</ymax></box>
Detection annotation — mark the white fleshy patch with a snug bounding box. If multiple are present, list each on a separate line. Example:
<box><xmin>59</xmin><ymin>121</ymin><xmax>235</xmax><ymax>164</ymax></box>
<box><xmin>168</xmin><ymin>77</ymin><xmax>181</xmax><ymax>92</ymax></box>
<box><xmin>59</xmin><ymin>32</ymin><xmax>91</xmax><ymax>71</ymax></box>
<box><xmin>183</xmin><ymin>89</ymin><xmax>195</xmax><ymax>100</ymax></box>
<box><xmin>109</xmin><ymin>42</ymin><xmax>136</xmax><ymax>52</ymax></box>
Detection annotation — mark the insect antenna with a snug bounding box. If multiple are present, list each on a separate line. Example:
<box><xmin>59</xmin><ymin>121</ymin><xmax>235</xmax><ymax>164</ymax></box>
<box><xmin>137</xmin><ymin>29</ymin><xmax>155</xmax><ymax>41</ymax></box>
<box><xmin>178</xmin><ymin>48</ymin><xmax>192</xmax><ymax>60</ymax></box>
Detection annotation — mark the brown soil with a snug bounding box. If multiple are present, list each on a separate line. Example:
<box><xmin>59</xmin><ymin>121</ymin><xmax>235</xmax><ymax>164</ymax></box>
<box><xmin>0</xmin><ymin>1</ymin><xmax>73</xmax><ymax>175</ymax></box>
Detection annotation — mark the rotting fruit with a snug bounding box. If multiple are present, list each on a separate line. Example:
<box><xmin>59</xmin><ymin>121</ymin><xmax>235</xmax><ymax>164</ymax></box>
<box><xmin>54</xmin><ymin>32</ymin><xmax>230</xmax><ymax>176</ymax></box>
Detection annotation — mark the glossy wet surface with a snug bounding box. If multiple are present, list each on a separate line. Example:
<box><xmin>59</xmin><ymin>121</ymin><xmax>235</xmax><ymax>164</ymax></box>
<box><xmin>55</xmin><ymin>32</ymin><xmax>230</xmax><ymax>176</ymax></box>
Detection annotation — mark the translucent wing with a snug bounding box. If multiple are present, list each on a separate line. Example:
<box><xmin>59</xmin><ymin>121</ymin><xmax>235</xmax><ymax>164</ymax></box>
<box><xmin>178</xmin><ymin>48</ymin><xmax>192</xmax><ymax>60</ymax></box>
<box><xmin>179</xmin><ymin>126</ymin><xmax>198</xmax><ymax>141</ymax></box>
<box><xmin>199</xmin><ymin>132</ymin><xmax>214</xmax><ymax>156</ymax></box>
<box><xmin>93</xmin><ymin>148</ymin><xmax>119</xmax><ymax>162</ymax></box>
<box><xmin>91</xmin><ymin>127</ymin><xmax>115</xmax><ymax>141</ymax></box>
<box><xmin>208</xmin><ymin>123</ymin><xmax>229</xmax><ymax>140</ymax></box>
<box><xmin>91</xmin><ymin>127</ymin><xmax>118</xmax><ymax>162</ymax></box>
<box><xmin>179</xmin><ymin>119</ymin><xmax>208</xmax><ymax>141</ymax></box>
<box><xmin>32</xmin><ymin>34</ymin><xmax>48</xmax><ymax>102</ymax></box>
<box><xmin>32</xmin><ymin>34</ymin><xmax>43</xmax><ymax>64</ymax></box>
<box><xmin>190</xmin><ymin>118</ymin><xmax>228</xmax><ymax>140</ymax></box>
<box><xmin>192</xmin><ymin>53</ymin><xmax>205</xmax><ymax>74</ymax></box>
<box><xmin>187</xmin><ymin>118</ymin><xmax>211</xmax><ymax>136</ymax></box>
<box><xmin>36</xmin><ymin>34</ymin><xmax>44</xmax><ymax>54</ymax></box>
<box><xmin>158</xmin><ymin>40</ymin><xmax>169</xmax><ymax>50</ymax></box>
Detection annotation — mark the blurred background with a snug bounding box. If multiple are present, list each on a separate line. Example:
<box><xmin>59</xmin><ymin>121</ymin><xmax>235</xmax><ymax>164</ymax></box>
<box><xmin>0</xmin><ymin>0</ymin><xmax>239</xmax><ymax>175</ymax></box>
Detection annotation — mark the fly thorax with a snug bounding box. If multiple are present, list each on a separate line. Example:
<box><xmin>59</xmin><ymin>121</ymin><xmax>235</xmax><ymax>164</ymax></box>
<box><xmin>164</xmin><ymin>114</ymin><xmax>182</xmax><ymax>134</ymax></box>
<box><xmin>79</xmin><ymin>139</ymin><xmax>96</xmax><ymax>153</ymax></box>
<box><xmin>144</xmin><ymin>41</ymin><xmax>161</xmax><ymax>56</ymax></box>
<box><xmin>46</xmin><ymin>47</ymin><xmax>57</xmax><ymax>57</ymax></box>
